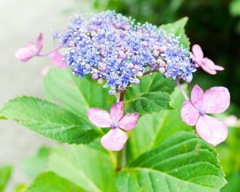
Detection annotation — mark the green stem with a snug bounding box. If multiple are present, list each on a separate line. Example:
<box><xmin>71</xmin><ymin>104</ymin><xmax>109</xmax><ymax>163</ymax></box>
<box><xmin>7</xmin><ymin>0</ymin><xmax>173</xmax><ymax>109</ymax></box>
<box><xmin>143</xmin><ymin>68</ymin><xmax>159</xmax><ymax>76</ymax></box>
<box><xmin>175</xmin><ymin>80</ymin><xmax>189</xmax><ymax>101</ymax></box>
<box><xmin>116</xmin><ymin>147</ymin><xmax>125</xmax><ymax>171</ymax></box>
<box><xmin>115</xmin><ymin>90</ymin><xmax>126</xmax><ymax>171</ymax></box>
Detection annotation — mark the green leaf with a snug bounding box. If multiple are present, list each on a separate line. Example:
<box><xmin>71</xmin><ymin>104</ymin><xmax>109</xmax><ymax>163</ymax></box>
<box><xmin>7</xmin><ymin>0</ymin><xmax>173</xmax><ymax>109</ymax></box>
<box><xmin>126</xmin><ymin>92</ymin><xmax>172</xmax><ymax>115</ymax></box>
<box><xmin>126</xmin><ymin>85</ymin><xmax>192</xmax><ymax>162</ymax></box>
<box><xmin>0</xmin><ymin>108</ymin><xmax>7</xmax><ymax>120</ymax></box>
<box><xmin>48</xmin><ymin>142</ymin><xmax>117</xmax><ymax>192</ymax></box>
<box><xmin>44</xmin><ymin>68</ymin><xmax>115</xmax><ymax>117</ymax></box>
<box><xmin>125</xmin><ymin>73</ymin><xmax>176</xmax><ymax>115</ymax></box>
<box><xmin>0</xmin><ymin>115</ymin><xmax>7</xmax><ymax>120</ymax></box>
<box><xmin>116</xmin><ymin>132</ymin><xmax>227</xmax><ymax>192</ymax></box>
<box><xmin>26</xmin><ymin>171</ymin><xmax>84</xmax><ymax>192</ymax></box>
<box><xmin>0</xmin><ymin>96</ymin><xmax>101</xmax><ymax>144</ymax></box>
<box><xmin>15</xmin><ymin>183</ymin><xmax>27</xmax><ymax>192</ymax></box>
<box><xmin>229</xmin><ymin>0</ymin><xmax>240</xmax><ymax>17</ymax></box>
<box><xmin>159</xmin><ymin>17</ymin><xmax>190</xmax><ymax>49</ymax></box>
<box><xmin>126</xmin><ymin>73</ymin><xmax>176</xmax><ymax>96</ymax></box>
<box><xmin>23</xmin><ymin>146</ymin><xmax>50</xmax><ymax>179</ymax></box>
<box><xmin>0</xmin><ymin>165</ymin><xmax>12</xmax><ymax>192</ymax></box>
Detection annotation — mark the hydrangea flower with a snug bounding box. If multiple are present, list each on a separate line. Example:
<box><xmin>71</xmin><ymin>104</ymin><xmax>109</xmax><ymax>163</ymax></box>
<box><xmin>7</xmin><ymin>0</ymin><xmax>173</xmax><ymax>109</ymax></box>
<box><xmin>181</xmin><ymin>84</ymin><xmax>230</xmax><ymax>145</ymax></box>
<box><xmin>191</xmin><ymin>44</ymin><xmax>224</xmax><ymax>75</ymax></box>
<box><xmin>15</xmin><ymin>33</ymin><xmax>43</xmax><ymax>62</ymax></box>
<box><xmin>55</xmin><ymin>11</ymin><xmax>197</xmax><ymax>94</ymax></box>
<box><xmin>87</xmin><ymin>101</ymin><xmax>139</xmax><ymax>151</ymax></box>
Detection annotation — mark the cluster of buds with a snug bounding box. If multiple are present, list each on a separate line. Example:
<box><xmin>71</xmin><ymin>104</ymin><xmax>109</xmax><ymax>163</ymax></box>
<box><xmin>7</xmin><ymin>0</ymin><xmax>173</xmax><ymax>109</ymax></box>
<box><xmin>54</xmin><ymin>11</ymin><xmax>197</xmax><ymax>94</ymax></box>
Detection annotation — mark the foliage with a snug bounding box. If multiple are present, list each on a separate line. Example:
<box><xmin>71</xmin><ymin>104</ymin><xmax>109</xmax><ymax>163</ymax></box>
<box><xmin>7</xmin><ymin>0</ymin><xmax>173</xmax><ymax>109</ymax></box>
<box><xmin>0</xmin><ymin>67</ymin><xmax>227</xmax><ymax>191</ymax></box>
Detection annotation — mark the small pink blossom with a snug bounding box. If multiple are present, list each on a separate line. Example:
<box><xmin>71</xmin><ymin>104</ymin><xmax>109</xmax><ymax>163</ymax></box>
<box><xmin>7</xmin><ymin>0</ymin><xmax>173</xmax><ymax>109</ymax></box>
<box><xmin>15</xmin><ymin>33</ymin><xmax>43</xmax><ymax>62</ymax></box>
<box><xmin>49</xmin><ymin>50</ymin><xmax>68</xmax><ymax>69</ymax></box>
<box><xmin>87</xmin><ymin>102</ymin><xmax>139</xmax><ymax>151</ymax></box>
<box><xmin>191</xmin><ymin>44</ymin><xmax>224</xmax><ymax>75</ymax></box>
<box><xmin>181</xmin><ymin>84</ymin><xmax>230</xmax><ymax>146</ymax></box>
<box><xmin>223</xmin><ymin>115</ymin><xmax>238</xmax><ymax>127</ymax></box>
<box><xmin>41</xmin><ymin>50</ymin><xmax>68</xmax><ymax>75</ymax></box>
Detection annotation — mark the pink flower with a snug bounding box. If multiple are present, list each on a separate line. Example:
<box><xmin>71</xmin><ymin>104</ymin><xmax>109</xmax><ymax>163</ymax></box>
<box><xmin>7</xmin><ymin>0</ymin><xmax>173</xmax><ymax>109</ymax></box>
<box><xmin>87</xmin><ymin>102</ymin><xmax>139</xmax><ymax>151</ymax></box>
<box><xmin>49</xmin><ymin>50</ymin><xmax>68</xmax><ymax>69</ymax></box>
<box><xmin>15</xmin><ymin>33</ymin><xmax>43</xmax><ymax>62</ymax></box>
<box><xmin>41</xmin><ymin>50</ymin><xmax>68</xmax><ymax>75</ymax></box>
<box><xmin>191</xmin><ymin>44</ymin><xmax>224</xmax><ymax>75</ymax></box>
<box><xmin>181</xmin><ymin>84</ymin><xmax>230</xmax><ymax>146</ymax></box>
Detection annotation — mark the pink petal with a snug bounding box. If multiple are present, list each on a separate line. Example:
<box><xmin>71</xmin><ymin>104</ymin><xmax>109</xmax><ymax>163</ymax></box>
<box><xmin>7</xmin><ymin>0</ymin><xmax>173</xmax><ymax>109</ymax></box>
<box><xmin>101</xmin><ymin>129</ymin><xmax>128</xmax><ymax>151</ymax></box>
<box><xmin>41</xmin><ymin>65</ymin><xmax>51</xmax><ymax>76</ymax></box>
<box><xmin>202</xmin><ymin>58</ymin><xmax>224</xmax><ymax>71</ymax></box>
<box><xmin>15</xmin><ymin>43</ymin><xmax>37</xmax><ymax>62</ymax></box>
<box><xmin>49</xmin><ymin>51</ymin><xmax>68</xmax><ymax>68</ymax></box>
<box><xmin>202</xmin><ymin>86</ymin><xmax>230</xmax><ymax>114</ymax></box>
<box><xmin>213</xmin><ymin>65</ymin><xmax>224</xmax><ymax>71</ymax></box>
<box><xmin>119</xmin><ymin>112</ymin><xmax>139</xmax><ymax>130</ymax></box>
<box><xmin>181</xmin><ymin>100</ymin><xmax>199</xmax><ymax>126</ymax></box>
<box><xmin>223</xmin><ymin>115</ymin><xmax>238</xmax><ymax>127</ymax></box>
<box><xmin>201</xmin><ymin>58</ymin><xmax>217</xmax><ymax>75</ymax></box>
<box><xmin>196</xmin><ymin>115</ymin><xmax>228</xmax><ymax>146</ymax></box>
<box><xmin>36</xmin><ymin>33</ymin><xmax>43</xmax><ymax>54</ymax></box>
<box><xmin>15</xmin><ymin>33</ymin><xmax>43</xmax><ymax>62</ymax></box>
<box><xmin>87</xmin><ymin>108</ymin><xmax>112</xmax><ymax>127</ymax></box>
<box><xmin>192</xmin><ymin>44</ymin><xmax>204</xmax><ymax>61</ymax></box>
<box><xmin>110</xmin><ymin>101</ymin><xmax>124</xmax><ymax>122</ymax></box>
<box><xmin>191</xmin><ymin>84</ymin><xmax>204</xmax><ymax>110</ymax></box>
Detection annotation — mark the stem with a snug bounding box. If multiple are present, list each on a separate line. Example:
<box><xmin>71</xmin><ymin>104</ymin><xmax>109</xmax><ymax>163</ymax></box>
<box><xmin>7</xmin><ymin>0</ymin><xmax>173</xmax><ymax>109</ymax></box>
<box><xmin>115</xmin><ymin>90</ymin><xmax>127</xmax><ymax>171</ymax></box>
<box><xmin>143</xmin><ymin>69</ymin><xmax>159</xmax><ymax>76</ymax></box>
<box><xmin>116</xmin><ymin>147</ymin><xmax>124</xmax><ymax>171</ymax></box>
<box><xmin>117</xmin><ymin>91</ymin><xmax>121</xmax><ymax>103</ymax></box>
<box><xmin>175</xmin><ymin>80</ymin><xmax>189</xmax><ymax>101</ymax></box>
<box><xmin>116</xmin><ymin>90</ymin><xmax>126</xmax><ymax>103</ymax></box>
<box><xmin>37</xmin><ymin>45</ymin><xmax>62</xmax><ymax>57</ymax></box>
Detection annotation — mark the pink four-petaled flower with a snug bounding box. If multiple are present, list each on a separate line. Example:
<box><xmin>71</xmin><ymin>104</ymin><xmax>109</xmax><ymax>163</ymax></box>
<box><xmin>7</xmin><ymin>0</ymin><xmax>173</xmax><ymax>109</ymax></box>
<box><xmin>191</xmin><ymin>44</ymin><xmax>224</xmax><ymax>75</ymax></box>
<box><xmin>181</xmin><ymin>84</ymin><xmax>230</xmax><ymax>146</ymax></box>
<box><xmin>15</xmin><ymin>33</ymin><xmax>43</xmax><ymax>62</ymax></box>
<box><xmin>87</xmin><ymin>102</ymin><xmax>139</xmax><ymax>151</ymax></box>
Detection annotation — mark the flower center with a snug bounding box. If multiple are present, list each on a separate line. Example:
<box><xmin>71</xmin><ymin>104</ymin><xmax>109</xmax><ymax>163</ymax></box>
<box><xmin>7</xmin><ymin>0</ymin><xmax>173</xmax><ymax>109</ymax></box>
<box><xmin>111</xmin><ymin>121</ymin><xmax>119</xmax><ymax>129</ymax></box>
<box><xmin>199</xmin><ymin>110</ymin><xmax>206</xmax><ymax>116</ymax></box>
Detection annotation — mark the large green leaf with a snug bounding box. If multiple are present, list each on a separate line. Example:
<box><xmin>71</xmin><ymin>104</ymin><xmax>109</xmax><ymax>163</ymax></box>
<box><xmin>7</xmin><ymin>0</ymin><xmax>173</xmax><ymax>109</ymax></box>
<box><xmin>125</xmin><ymin>73</ymin><xmax>176</xmax><ymax>115</ymax></box>
<box><xmin>159</xmin><ymin>17</ymin><xmax>190</xmax><ymax>49</ymax></box>
<box><xmin>48</xmin><ymin>142</ymin><xmax>117</xmax><ymax>192</ymax></box>
<box><xmin>0</xmin><ymin>165</ymin><xmax>12</xmax><ymax>192</ymax></box>
<box><xmin>116</xmin><ymin>132</ymin><xmax>227</xmax><ymax>192</ymax></box>
<box><xmin>26</xmin><ymin>172</ymin><xmax>84</xmax><ymax>192</ymax></box>
<box><xmin>44</xmin><ymin>68</ymin><xmax>115</xmax><ymax>117</ymax></box>
<box><xmin>126</xmin><ymin>85</ymin><xmax>192</xmax><ymax>163</ymax></box>
<box><xmin>125</xmin><ymin>92</ymin><xmax>172</xmax><ymax>115</ymax></box>
<box><xmin>0</xmin><ymin>96</ymin><xmax>101</xmax><ymax>144</ymax></box>
<box><xmin>125</xmin><ymin>73</ymin><xmax>176</xmax><ymax>97</ymax></box>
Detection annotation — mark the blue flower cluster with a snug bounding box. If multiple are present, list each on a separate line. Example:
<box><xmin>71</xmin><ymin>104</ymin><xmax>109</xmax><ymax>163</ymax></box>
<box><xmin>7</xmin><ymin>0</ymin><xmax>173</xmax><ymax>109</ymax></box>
<box><xmin>55</xmin><ymin>11</ymin><xmax>196</xmax><ymax>94</ymax></box>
